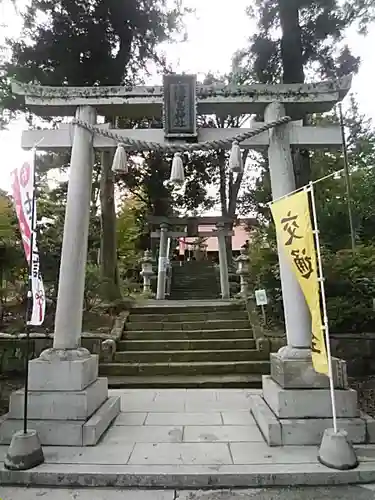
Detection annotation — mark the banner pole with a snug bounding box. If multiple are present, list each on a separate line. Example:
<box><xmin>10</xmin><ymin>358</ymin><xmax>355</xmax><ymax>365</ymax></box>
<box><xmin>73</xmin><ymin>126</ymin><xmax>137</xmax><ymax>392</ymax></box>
<box><xmin>308</xmin><ymin>181</ymin><xmax>338</xmax><ymax>434</ymax></box>
<box><xmin>23</xmin><ymin>148</ymin><xmax>37</xmax><ymax>435</ymax></box>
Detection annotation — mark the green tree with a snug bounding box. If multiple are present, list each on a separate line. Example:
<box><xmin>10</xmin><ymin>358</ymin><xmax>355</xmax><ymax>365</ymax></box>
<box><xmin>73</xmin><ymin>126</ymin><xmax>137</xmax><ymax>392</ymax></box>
<box><xmin>243</xmin><ymin>98</ymin><xmax>375</xmax><ymax>332</ymax></box>
<box><xmin>33</xmin><ymin>151</ymin><xmax>102</xmax><ymax>298</ymax></box>
<box><xmin>237</xmin><ymin>0</ymin><xmax>375</xmax><ymax>84</ymax></box>
<box><xmin>234</xmin><ymin>0</ymin><xmax>375</xmax><ymax>188</ymax></box>
<box><xmin>0</xmin><ymin>189</ymin><xmax>24</xmax><ymax>324</ymax></box>
<box><xmin>116</xmin><ymin>194</ymin><xmax>146</xmax><ymax>278</ymax></box>
<box><xmin>5</xmin><ymin>0</ymin><xmax>188</xmax><ymax>301</ymax></box>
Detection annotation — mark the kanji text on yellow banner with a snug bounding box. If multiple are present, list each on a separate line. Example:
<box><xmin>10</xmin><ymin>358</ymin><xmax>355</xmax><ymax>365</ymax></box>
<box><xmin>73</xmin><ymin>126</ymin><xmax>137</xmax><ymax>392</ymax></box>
<box><xmin>270</xmin><ymin>190</ymin><xmax>328</xmax><ymax>375</ymax></box>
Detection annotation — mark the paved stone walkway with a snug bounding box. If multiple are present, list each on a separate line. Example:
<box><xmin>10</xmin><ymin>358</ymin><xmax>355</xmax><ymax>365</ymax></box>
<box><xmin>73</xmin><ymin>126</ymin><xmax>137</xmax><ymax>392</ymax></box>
<box><xmin>2</xmin><ymin>486</ymin><xmax>375</xmax><ymax>499</ymax></box>
<box><xmin>2</xmin><ymin>389</ymin><xmax>375</xmax><ymax>488</ymax></box>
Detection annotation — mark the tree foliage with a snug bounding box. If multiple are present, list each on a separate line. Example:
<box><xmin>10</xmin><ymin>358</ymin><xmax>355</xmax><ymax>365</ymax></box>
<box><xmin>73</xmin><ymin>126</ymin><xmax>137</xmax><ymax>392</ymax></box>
<box><xmin>3</xmin><ymin>0</ymin><xmax>189</xmax><ymax>302</ymax></box>
<box><xmin>231</xmin><ymin>1</ymin><xmax>375</xmax><ymax>333</ymax></box>
<box><xmin>244</xmin><ymin>98</ymin><xmax>375</xmax><ymax>332</ymax></box>
<box><xmin>6</xmin><ymin>0</ymin><xmax>187</xmax><ymax>86</ymax></box>
<box><xmin>235</xmin><ymin>0</ymin><xmax>375</xmax><ymax>84</ymax></box>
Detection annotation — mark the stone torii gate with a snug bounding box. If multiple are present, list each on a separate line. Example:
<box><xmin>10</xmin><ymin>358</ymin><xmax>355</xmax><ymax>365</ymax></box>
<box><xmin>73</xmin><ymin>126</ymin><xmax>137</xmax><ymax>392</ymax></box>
<box><xmin>149</xmin><ymin>215</ymin><xmax>235</xmax><ymax>300</ymax></box>
<box><xmin>0</xmin><ymin>75</ymin><xmax>357</xmax><ymax>450</ymax></box>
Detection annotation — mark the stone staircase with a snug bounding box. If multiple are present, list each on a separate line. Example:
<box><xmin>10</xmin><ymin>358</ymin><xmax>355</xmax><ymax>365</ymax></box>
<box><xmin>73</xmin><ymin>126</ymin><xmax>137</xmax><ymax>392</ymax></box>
<box><xmin>169</xmin><ymin>261</ymin><xmax>221</xmax><ymax>300</ymax></box>
<box><xmin>100</xmin><ymin>301</ymin><xmax>270</xmax><ymax>388</ymax></box>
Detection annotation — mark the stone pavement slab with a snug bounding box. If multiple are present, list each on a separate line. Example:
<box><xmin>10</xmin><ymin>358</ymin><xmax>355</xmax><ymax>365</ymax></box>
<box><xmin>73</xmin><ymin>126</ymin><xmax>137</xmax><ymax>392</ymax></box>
<box><xmin>0</xmin><ymin>487</ymin><xmax>174</xmax><ymax>500</ymax></box>
<box><xmin>1</xmin><ymin>486</ymin><xmax>375</xmax><ymax>500</ymax></box>
<box><xmin>128</xmin><ymin>442</ymin><xmax>232</xmax><ymax>465</ymax></box>
<box><xmin>176</xmin><ymin>487</ymin><xmax>375</xmax><ymax>499</ymax></box>
<box><xmin>184</xmin><ymin>425</ymin><xmax>264</xmax><ymax>442</ymax></box>
<box><xmin>103</xmin><ymin>424</ymin><xmax>183</xmax><ymax>443</ymax></box>
<box><xmin>229</xmin><ymin>442</ymin><xmax>318</xmax><ymax>465</ymax></box>
<box><xmin>145</xmin><ymin>412</ymin><xmax>222</xmax><ymax>426</ymax></box>
<box><xmin>113</xmin><ymin>412</ymin><xmax>147</xmax><ymax>425</ymax></box>
<box><xmin>2</xmin><ymin>389</ymin><xmax>375</xmax><ymax>488</ymax></box>
<box><xmin>221</xmin><ymin>411</ymin><xmax>257</xmax><ymax>425</ymax></box>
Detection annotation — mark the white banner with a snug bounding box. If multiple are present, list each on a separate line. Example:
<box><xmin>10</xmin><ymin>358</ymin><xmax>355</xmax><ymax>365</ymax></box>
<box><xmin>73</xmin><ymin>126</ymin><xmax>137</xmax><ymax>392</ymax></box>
<box><xmin>11</xmin><ymin>152</ymin><xmax>46</xmax><ymax>326</ymax></box>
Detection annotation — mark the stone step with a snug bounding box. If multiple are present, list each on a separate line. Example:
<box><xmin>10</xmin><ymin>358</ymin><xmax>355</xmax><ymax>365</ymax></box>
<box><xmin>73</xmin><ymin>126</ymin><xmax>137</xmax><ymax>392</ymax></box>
<box><xmin>171</xmin><ymin>282</ymin><xmax>218</xmax><ymax>286</ymax></box>
<box><xmin>172</xmin><ymin>280</ymin><xmax>218</xmax><ymax>283</ymax></box>
<box><xmin>172</xmin><ymin>276</ymin><xmax>218</xmax><ymax>279</ymax></box>
<box><xmin>130</xmin><ymin>303</ymin><xmax>244</xmax><ymax>315</ymax></box>
<box><xmin>169</xmin><ymin>291</ymin><xmax>219</xmax><ymax>294</ymax></box>
<box><xmin>128</xmin><ymin>310</ymin><xmax>248</xmax><ymax>322</ymax></box>
<box><xmin>107</xmin><ymin>374</ymin><xmax>263</xmax><ymax>389</ymax></box>
<box><xmin>100</xmin><ymin>360</ymin><xmax>270</xmax><ymax>377</ymax></box>
<box><xmin>126</xmin><ymin>319</ymin><xmax>250</xmax><ymax>331</ymax></box>
<box><xmin>172</xmin><ymin>276</ymin><xmax>218</xmax><ymax>280</ymax></box>
<box><xmin>171</xmin><ymin>286</ymin><xmax>219</xmax><ymax>290</ymax></box>
<box><xmin>173</xmin><ymin>270</ymin><xmax>217</xmax><ymax>273</ymax></box>
<box><xmin>118</xmin><ymin>338</ymin><xmax>256</xmax><ymax>351</ymax></box>
<box><xmin>172</xmin><ymin>276</ymin><xmax>217</xmax><ymax>278</ymax></box>
<box><xmin>124</xmin><ymin>328</ymin><xmax>253</xmax><ymax>340</ymax></box>
<box><xmin>114</xmin><ymin>349</ymin><xmax>267</xmax><ymax>364</ymax></box>
<box><xmin>172</xmin><ymin>274</ymin><xmax>218</xmax><ymax>277</ymax></box>
<box><xmin>171</xmin><ymin>287</ymin><xmax>219</xmax><ymax>294</ymax></box>
<box><xmin>169</xmin><ymin>295</ymin><xmax>220</xmax><ymax>300</ymax></box>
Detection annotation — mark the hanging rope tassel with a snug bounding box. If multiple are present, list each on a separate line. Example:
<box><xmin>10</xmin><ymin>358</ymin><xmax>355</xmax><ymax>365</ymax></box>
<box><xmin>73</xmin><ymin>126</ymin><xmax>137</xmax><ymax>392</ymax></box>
<box><xmin>111</xmin><ymin>143</ymin><xmax>128</xmax><ymax>173</ymax></box>
<box><xmin>169</xmin><ymin>152</ymin><xmax>185</xmax><ymax>184</ymax></box>
<box><xmin>229</xmin><ymin>140</ymin><xmax>243</xmax><ymax>173</ymax></box>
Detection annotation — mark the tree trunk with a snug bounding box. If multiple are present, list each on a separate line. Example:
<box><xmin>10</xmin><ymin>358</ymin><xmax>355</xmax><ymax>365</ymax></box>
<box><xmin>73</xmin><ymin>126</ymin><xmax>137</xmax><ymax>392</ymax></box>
<box><xmin>218</xmin><ymin>149</ymin><xmax>249</xmax><ymax>265</ymax></box>
<box><xmin>218</xmin><ymin>150</ymin><xmax>228</xmax><ymax>217</ymax></box>
<box><xmin>279</xmin><ymin>0</ymin><xmax>304</xmax><ymax>84</ymax></box>
<box><xmin>279</xmin><ymin>0</ymin><xmax>310</xmax><ymax>188</ymax></box>
<box><xmin>99</xmin><ymin>150</ymin><xmax>122</xmax><ymax>302</ymax></box>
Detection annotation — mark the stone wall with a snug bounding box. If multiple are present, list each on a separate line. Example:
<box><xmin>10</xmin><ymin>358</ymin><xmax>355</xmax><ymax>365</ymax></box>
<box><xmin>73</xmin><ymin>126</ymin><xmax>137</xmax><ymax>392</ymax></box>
<box><xmin>1</xmin><ymin>309</ymin><xmax>375</xmax><ymax>379</ymax></box>
<box><xmin>267</xmin><ymin>332</ymin><xmax>375</xmax><ymax>378</ymax></box>
<box><xmin>260</xmin><ymin>329</ymin><xmax>375</xmax><ymax>378</ymax></box>
<box><xmin>330</xmin><ymin>333</ymin><xmax>375</xmax><ymax>377</ymax></box>
<box><xmin>245</xmin><ymin>298</ymin><xmax>375</xmax><ymax>378</ymax></box>
<box><xmin>0</xmin><ymin>312</ymin><xmax>128</xmax><ymax>376</ymax></box>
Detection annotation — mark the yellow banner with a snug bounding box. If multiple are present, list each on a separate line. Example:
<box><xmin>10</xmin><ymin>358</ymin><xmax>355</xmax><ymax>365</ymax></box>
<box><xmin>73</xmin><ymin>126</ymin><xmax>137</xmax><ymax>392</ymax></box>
<box><xmin>270</xmin><ymin>190</ymin><xmax>328</xmax><ymax>375</ymax></box>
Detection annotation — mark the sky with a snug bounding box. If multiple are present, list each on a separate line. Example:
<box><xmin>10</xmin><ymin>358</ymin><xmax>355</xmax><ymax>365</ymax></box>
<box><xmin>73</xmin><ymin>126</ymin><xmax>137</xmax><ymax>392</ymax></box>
<box><xmin>0</xmin><ymin>0</ymin><xmax>375</xmax><ymax>194</ymax></box>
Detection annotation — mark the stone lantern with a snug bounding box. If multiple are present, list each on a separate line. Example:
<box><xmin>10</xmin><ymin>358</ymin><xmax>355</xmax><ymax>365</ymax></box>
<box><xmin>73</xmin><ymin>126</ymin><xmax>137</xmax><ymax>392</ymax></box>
<box><xmin>235</xmin><ymin>247</ymin><xmax>250</xmax><ymax>297</ymax></box>
<box><xmin>140</xmin><ymin>250</ymin><xmax>155</xmax><ymax>297</ymax></box>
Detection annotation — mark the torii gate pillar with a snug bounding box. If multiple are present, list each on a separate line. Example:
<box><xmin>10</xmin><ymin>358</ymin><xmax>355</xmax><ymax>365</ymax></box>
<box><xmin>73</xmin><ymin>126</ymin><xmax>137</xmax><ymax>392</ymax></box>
<box><xmin>53</xmin><ymin>105</ymin><xmax>97</xmax><ymax>349</ymax></box>
<box><xmin>0</xmin><ymin>105</ymin><xmax>120</xmax><ymax>447</ymax></box>
<box><xmin>251</xmin><ymin>100</ymin><xmax>369</xmax><ymax>450</ymax></box>
<box><xmin>265</xmin><ymin>101</ymin><xmax>311</xmax><ymax>356</ymax></box>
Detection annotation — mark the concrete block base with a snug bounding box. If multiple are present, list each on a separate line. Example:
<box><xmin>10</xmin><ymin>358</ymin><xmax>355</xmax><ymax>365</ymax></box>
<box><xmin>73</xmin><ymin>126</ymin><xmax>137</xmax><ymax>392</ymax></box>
<box><xmin>280</xmin><ymin>416</ymin><xmax>365</xmax><ymax>445</ymax></box>
<box><xmin>4</xmin><ymin>430</ymin><xmax>44</xmax><ymax>471</ymax></box>
<box><xmin>8</xmin><ymin>378</ymin><xmax>108</xmax><ymax>421</ymax></box>
<box><xmin>28</xmin><ymin>355</ymin><xmax>98</xmax><ymax>391</ymax></box>
<box><xmin>361</xmin><ymin>411</ymin><xmax>375</xmax><ymax>443</ymax></box>
<box><xmin>0</xmin><ymin>354</ymin><xmax>120</xmax><ymax>446</ymax></box>
<box><xmin>0</xmin><ymin>396</ymin><xmax>120</xmax><ymax>446</ymax></box>
<box><xmin>318</xmin><ymin>428</ymin><xmax>358</xmax><ymax>470</ymax></box>
<box><xmin>270</xmin><ymin>352</ymin><xmax>348</xmax><ymax>389</ymax></box>
<box><xmin>250</xmin><ymin>394</ymin><xmax>281</xmax><ymax>446</ymax></box>
<box><xmin>262</xmin><ymin>375</ymin><xmax>359</xmax><ymax>419</ymax></box>
<box><xmin>250</xmin><ymin>394</ymin><xmax>366</xmax><ymax>445</ymax></box>
<box><xmin>251</xmin><ymin>354</ymin><xmax>372</xmax><ymax>446</ymax></box>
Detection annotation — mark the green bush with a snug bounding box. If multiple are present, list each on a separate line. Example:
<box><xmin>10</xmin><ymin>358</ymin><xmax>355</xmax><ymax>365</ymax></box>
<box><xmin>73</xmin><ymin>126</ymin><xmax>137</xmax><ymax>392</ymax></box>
<box><xmin>324</xmin><ymin>246</ymin><xmax>375</xmax><ymax>333</ymax></box>
<box><xmin>247</xmin><ymin>237</ymin><xmax>285</xmax><ymax>329</ymax></box>
<box><xmin>247</xmin><ymin>239</ymin><xmax>375</xmax><ymax>334</ymax></box>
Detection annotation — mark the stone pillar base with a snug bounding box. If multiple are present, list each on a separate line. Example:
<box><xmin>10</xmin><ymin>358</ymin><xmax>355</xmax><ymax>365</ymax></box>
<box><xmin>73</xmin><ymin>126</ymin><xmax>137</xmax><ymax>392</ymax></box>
<box><xmin>251</xmin><ymin>352</ymin><xmax>375</xmax><ymax>446</ymax></box>
<box><xmin>0</xmin><ymin>354</ymin><xmax>120</xmax><ymax>446</ymax></box>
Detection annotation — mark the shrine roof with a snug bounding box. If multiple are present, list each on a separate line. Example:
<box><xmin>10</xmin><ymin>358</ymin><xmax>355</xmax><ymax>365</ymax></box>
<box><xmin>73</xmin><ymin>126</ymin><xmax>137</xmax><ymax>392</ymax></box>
<box><xmin>11</xmin><ymin>75</ymin><xmax>352</xmax><ymax>118</ymax></box>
